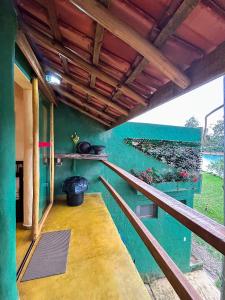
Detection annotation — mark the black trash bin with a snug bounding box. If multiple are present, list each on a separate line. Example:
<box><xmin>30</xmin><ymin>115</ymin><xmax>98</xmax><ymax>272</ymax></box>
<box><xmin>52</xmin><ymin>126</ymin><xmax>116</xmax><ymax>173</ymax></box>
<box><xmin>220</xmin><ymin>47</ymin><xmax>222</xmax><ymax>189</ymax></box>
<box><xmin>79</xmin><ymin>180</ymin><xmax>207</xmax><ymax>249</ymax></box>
<box><xmin>62</xmin><ymin>176</ymin><xmax>88</xmax><ymax>206</ymax></box>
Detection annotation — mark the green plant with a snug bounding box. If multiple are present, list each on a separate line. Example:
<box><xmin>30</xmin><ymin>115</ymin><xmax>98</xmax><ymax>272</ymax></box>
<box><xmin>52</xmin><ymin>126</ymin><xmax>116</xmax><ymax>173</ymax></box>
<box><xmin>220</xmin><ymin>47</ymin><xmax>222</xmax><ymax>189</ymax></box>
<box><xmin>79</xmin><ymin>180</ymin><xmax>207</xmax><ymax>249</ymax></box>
<box><xmin>71</xmin><ymin>132</ymin><xmax>80</xmax><ymax>145</ymax></box>
<box><xmin>124</xmin><ymin>138</ymin><xmax>201</xmax><ymax>172</ymax></box>
<box><xmin>131</xmin><ymin>167</ymin><xmax>199</xmax><ymax>184</ymax></box>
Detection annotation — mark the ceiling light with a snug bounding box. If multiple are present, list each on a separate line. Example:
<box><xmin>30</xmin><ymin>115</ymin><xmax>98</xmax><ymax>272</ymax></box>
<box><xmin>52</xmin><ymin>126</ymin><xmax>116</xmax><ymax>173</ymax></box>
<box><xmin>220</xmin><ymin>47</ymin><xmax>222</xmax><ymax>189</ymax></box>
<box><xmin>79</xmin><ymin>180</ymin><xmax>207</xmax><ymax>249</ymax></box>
<box><xmin>45</xmin><ymin>71</ymin><xmax>61</xmax><ymax>85</ymax></box>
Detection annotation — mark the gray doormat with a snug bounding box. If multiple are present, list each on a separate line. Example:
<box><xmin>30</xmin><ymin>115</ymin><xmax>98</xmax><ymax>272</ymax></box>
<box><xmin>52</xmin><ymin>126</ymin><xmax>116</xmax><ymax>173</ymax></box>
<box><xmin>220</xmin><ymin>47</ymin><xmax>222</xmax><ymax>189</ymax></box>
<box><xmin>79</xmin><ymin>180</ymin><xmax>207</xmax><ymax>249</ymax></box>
<box><xmin>22</xmin><ymin>230</ymin><xmax>71</xmax><ymax>282</ymax></box>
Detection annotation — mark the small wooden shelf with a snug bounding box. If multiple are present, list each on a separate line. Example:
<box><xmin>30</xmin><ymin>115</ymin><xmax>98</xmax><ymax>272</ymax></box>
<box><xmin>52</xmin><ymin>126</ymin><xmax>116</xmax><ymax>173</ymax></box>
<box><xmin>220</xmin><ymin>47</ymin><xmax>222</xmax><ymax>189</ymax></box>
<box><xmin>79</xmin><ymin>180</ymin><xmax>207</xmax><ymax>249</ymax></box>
<box><xmin>54</xmin><ymin>153</ymin><xmax>108</xmax><ymax>162</ymax></box>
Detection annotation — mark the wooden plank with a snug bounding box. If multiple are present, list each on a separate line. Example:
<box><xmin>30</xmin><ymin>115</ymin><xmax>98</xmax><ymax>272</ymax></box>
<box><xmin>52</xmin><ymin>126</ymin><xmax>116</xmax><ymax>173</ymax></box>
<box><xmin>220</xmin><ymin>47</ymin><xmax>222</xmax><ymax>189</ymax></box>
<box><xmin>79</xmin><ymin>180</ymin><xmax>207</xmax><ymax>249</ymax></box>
<box><xmin>37</xmin><ymin>202</ymin><xmax>53</xmax><ymax>237</ymax></box>
<box><xmin>112</xmin><ymin>40</ymin><xmax>225</xmax><ymax>127</ymax></box>
<box><xmin>55</xmin><ymin>153</ymin><xmax>108</xmax><ymax>160</ymax></box>
<box><xmin>93</xmin><ymin>23</ymin><xmax>104</xmax><ymax>66</ymax></box>
<box><xmin>48</xmin><ymin>68</ymin><xmax>128</xmax><ymax>115</ymax></box>
<box><xmin>24</xmin><ymin>25</ymin><xmax>147</xmax><ymax>106</ymax></box>
<box><xmin>46</xmin><ymin>0</ymin><xmax>62</xmax><ymax>41</ymax></box>
<box><xmin>100</xmin><ymin>176</ymin><xmax>201</xmax><ymax>300</ymax></box>
<box><xmin>113</xmin><ymin>0</ymin><xmax>199</xmax><ymax>101</ymax></box>
<box><xmin>16</xmin><ymin>31</ymin><xmax>56</xmax><ymax>104</ymax></box>
<box><xmin>154</xmin><ymin>0</ymin><xmax>199</xmax><ymax>48</ymax></box>
<box><xmin>59</xmin><ymin>98</ymin><xmax>111</xmax><ymax>127</ymax></box>
<box><xmin>102</xmin><ymin>160</ymin><xmax>225</xmax><ymax>255</ymax></box>
<box><xmin>45</xmin><ymin>0</ymin><xmax>72</xmax><ymax>92</ymax></box>
<box><xmin>57</xmin><ymin>92</ymin><xmax>115</xmax><ymax>122</ymax></box>
<box><xmin>50</xmin><ymin>103</ymin><xmax>54</xmax><ymax>204</ymax></box>
<box><xmin>91</xmin><ymin>0</ymin><xmax>109</xmax><ymax>88</ymax></box>
<box><xmin>90</xmin><ymin>24</ymin><xmax>104</xmax><ymax>88</ymax></box>
<box><xmin>70</xmin><ymin>0</ymin><xmax>190</xmax><ymax>89</ymax></box>
<box><xmin>32</xmin><ymin>78</ymin><xmax>40</xmax><ymax>241</ymax></box>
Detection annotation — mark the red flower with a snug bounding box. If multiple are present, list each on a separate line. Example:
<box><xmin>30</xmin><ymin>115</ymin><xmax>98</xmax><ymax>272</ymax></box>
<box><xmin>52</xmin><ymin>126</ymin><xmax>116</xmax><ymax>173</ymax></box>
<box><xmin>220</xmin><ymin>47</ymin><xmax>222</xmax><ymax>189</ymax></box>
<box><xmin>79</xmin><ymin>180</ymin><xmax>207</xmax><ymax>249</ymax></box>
<box><xmin>179</xmin><ymin>170</ymin><xmax>189</xmax><ymax>178</ymax></box>
<box><xmin>146</xmin><ymin>168</ymin><xmax>152</xmax><ymax>172</ymax></box>
<box><xmin>192</xmin><ymin>177</ymin><xmax>198</xmax><ymax>182</ymax></box>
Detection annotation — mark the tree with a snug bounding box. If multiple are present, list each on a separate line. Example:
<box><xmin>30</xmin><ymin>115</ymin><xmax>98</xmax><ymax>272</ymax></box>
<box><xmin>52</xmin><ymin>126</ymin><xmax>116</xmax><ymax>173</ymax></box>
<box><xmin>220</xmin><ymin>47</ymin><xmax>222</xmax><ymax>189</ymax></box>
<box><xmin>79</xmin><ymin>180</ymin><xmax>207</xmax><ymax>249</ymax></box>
<box><xmin>185</xmin><ymin>116</ymin><xmax>200</xmax><ymax>128</ymax></box>
<box><xmin>211</xmin><ymin>119</ymin><xmax>224</xmax><ymax>149</ymax></box>
<box><xmin>203</xmin><ymin>119</ymin><xmax>224</xmax><ymax>152</ymax></box>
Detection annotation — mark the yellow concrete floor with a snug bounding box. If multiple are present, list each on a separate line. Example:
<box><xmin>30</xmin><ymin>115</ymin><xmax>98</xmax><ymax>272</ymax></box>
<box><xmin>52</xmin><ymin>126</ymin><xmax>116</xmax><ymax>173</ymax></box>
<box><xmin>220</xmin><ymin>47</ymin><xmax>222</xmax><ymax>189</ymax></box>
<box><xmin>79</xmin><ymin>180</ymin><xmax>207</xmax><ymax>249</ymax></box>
<box><xmin>16</xmin><ymin>224</ymin><xmax>32</xmax><ymax>270</ymax></box>
<box><xmin>18</xmin><ymin>194</ymin><xmax>151</xmax><ymax>300</ymax></box>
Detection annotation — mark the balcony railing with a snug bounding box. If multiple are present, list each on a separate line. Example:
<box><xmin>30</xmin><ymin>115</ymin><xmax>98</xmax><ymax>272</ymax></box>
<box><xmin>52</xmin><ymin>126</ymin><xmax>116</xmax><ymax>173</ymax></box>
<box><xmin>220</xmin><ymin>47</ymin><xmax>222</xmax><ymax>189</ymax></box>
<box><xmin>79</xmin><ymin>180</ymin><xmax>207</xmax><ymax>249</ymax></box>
<box><xmin>100</xmin><ymin>160</ymin><xmax>225</xmax><ymax>300</ymax></box>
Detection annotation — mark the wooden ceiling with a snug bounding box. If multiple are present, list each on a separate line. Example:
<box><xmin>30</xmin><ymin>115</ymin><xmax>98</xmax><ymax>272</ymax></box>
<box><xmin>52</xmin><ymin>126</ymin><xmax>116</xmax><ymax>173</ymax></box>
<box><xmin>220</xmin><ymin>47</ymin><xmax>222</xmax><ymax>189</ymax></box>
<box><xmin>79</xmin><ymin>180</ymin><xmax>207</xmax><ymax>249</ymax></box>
<box><xmin>15</xmin><ymin>0</ymin><xmax>225</xmax><ymax>128</ymax></box>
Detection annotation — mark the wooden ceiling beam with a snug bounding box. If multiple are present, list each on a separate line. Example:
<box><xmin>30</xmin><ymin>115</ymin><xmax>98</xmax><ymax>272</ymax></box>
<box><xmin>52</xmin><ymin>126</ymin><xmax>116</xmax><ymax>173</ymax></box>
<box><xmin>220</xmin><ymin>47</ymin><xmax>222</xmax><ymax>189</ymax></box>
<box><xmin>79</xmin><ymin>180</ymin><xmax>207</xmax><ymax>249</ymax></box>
<box><xmin>112</xmin><ymin>0</ymin><xmax>199</xmax><ymax>101</ymax></box>
<box><xmin>46</xmin><ymin>66</ymin><xmax>128</xmax><ymax>115</ymax></box>
<box><xmin>58</xmin><ymin>97</ymin><xmax>111</xmax><ymax>127</ymax></box>
<box><xmin>46</xmin><ymin>0</ymin><xmax>62</xmax><ymax>41</ymax></box>
<box><xmin>112</xmin><ymin>40</ymin><xmax>225</xmax><ymax>128</ymax></box>
<box><xmin>45</xmin><ymin>0</ymin><xmax>73</xmax><ymax>92</ymax></box>
<box><xmin>16</xmin><ymin>30</ymin><xmax>56</xmax><ymax>104</ymax></box>
<box><xmin>70</xmin><ymin>0</ymin><xmax>190</xmax><ymax>89</ymax></box>
<box><xmin>90</xmin><ymin>23</ymin><xmax>105</xmax><ymax>89</ymax></box>
<box><xmin>24</xmin><ymin>25</ymin><xmax>147</xmax><ymax>106</ymax></box>
<box><xmin>91</xmin><ymin>0</ymin><xmax>110</xmax><ymax>89</ymax></box>
<box><xmin>55</xmin><ymin>89</ymin><xmax>115</xmax><ymax>122</ymax></box>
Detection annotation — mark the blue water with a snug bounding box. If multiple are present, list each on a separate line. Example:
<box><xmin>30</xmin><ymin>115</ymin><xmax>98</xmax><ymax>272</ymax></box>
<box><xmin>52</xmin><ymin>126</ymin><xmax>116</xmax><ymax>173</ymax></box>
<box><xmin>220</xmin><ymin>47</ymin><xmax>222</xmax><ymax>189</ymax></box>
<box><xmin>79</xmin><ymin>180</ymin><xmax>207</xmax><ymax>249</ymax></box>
<box><xmin>202</xmin><ymin>154</ymin><xmax>223</xmax><ymax>171</ymax></box>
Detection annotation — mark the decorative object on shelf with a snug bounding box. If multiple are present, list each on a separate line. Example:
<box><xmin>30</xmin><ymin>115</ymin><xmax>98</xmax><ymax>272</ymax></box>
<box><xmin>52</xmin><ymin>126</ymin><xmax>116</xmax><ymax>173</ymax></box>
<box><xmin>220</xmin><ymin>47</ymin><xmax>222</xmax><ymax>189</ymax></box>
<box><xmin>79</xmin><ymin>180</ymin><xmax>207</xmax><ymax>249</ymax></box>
<box><xmin>71</xmin><ymin>132</ymin><xmax>80</xmax><ymax>145</ymax></box>
<box><xmin>62</xmin><ymin>176</ymin><xmax>88</xmax><ymax>206</ymax></box>
<box><xmin>76</xmin><ymin>141</ymin><xmax>91</xmax><ymax>154</ymax></box>
<box><xmin>91</xmin><ymin>145</ymin><xmax>105</xmax><ymax>155</ymax></box>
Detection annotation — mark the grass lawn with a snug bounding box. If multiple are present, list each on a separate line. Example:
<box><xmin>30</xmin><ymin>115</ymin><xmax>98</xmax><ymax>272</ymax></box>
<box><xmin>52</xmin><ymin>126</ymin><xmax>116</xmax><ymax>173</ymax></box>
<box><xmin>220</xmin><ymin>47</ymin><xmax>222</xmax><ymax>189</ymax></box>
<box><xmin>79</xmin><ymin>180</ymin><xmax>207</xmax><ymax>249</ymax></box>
<box><xmin>193</xmin><ymin>172</ymin><xmax>224</xmax><ymax>267</ymax></box>
<box><xmin>194</xmin><ymin>172</ymin><xmax>224</xmax><ymax>224</ymax></box>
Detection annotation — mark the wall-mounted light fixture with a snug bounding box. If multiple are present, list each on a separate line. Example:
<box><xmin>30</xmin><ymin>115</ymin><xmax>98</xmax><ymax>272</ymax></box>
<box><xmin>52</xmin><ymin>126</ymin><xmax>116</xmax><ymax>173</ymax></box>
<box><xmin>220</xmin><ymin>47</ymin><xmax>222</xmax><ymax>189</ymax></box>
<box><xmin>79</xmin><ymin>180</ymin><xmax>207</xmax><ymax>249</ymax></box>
<box><xmin>45</xmin><ymin>71</ymin><xmax>62</xmax><ymax>85</ymax></box>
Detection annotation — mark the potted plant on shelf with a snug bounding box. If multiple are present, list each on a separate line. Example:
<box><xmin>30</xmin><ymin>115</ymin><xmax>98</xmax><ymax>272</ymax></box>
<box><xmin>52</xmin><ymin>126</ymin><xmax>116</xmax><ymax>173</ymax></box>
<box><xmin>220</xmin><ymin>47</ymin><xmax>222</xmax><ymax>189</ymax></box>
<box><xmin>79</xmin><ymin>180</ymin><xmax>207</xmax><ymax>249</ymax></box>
<box><xmin>71</xmin><ymin>132</ymin><xmax>80</xmax><ymax>152</ymax></box>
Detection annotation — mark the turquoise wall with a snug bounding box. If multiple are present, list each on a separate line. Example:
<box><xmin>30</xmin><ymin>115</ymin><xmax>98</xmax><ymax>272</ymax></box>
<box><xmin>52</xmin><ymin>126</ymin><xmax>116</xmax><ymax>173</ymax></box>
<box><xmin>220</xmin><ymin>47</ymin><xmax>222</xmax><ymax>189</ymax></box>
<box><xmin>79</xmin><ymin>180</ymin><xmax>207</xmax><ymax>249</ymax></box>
<box><xmin>0</xmin><ymin>1</ymin><xmax>17</xmax><ymax>299</ymax></box>
<box><xmin>54</xmin><ymin>102</ymin><xmax>202</xmax><ymax>276</ymax></box>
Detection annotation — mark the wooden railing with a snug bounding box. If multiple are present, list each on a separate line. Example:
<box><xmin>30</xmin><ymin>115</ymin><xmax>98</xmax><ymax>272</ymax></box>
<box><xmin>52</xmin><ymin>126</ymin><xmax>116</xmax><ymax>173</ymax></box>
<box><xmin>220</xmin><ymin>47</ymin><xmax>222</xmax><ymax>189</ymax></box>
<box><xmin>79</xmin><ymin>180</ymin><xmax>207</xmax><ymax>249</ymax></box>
<box><xmin>102</xmin><ymin>160</ymin><xmax>225</xmax><ymax>255</ymax></box>
<box><xmin>100</xmin><ymin>160</ymin><xmax>225</xmax><ymax>300</ymax></box>
<box><xmin>100</xmin><ymin>176</ymin><xmax>201</xmax><ymax>300</ymax></box>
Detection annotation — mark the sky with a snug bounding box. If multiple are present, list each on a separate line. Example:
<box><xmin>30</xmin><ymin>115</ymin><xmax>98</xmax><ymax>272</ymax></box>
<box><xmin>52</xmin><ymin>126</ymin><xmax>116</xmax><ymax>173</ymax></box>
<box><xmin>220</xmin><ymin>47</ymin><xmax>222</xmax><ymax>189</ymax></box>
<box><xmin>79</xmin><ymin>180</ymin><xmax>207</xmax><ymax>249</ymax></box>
<box><xmin>130</xmin><ymin>76</ymin><xmax>224</xmax><ymax>129</ymax></box>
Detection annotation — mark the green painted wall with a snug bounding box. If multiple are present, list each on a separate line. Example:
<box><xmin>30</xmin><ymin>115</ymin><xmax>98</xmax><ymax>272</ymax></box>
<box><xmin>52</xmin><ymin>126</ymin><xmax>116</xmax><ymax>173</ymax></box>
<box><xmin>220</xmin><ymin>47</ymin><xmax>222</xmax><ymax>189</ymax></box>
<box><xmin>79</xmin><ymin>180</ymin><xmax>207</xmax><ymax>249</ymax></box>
<box><xmin>54</xmin><ymin>103</ymin><xmax>202</xmax><ymax>276</ymax></box>
<box><xmin>0</xmin><ymin>1</ymin><xmax>18</xmax><ymax>299</ymax></box>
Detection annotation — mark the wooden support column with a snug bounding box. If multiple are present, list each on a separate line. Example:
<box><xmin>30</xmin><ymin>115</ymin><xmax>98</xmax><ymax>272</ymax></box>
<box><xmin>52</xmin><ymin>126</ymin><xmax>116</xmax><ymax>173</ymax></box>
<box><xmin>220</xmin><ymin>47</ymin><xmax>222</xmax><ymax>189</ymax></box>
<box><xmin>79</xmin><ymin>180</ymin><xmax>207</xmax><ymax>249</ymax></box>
<box><xmin>50</xmin><ymin>103</ymin><xmax>54</xmax><ymax>204</ymax></box>
<box><xmin>32</xmin><ymin>78</ymin><xmax>40</xmax><ymax>240</ymax></box>
<box><xmin>23</xmin><ymin>89</ymin><xmax>33</xmax><ymax>228</ymax></box>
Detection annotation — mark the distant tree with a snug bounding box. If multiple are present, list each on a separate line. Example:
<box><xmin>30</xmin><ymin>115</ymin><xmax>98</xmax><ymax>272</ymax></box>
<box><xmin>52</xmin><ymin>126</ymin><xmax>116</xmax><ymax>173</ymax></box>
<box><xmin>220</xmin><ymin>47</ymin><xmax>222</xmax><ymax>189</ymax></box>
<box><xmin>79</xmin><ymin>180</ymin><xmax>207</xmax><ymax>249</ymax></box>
<box><xmin>203</xmin><ymin>119</ymin><xmax>224</xmax><ymax>152</ymax></box>
<box><xmin>211</xmin><ymin>119</ymin><xmax>224</xmax><ymax>148</ymax></box>
<box><xmin>185</xmin><ymin>116</ymin><xmax>200</xmax><ymax>128</ymax></box>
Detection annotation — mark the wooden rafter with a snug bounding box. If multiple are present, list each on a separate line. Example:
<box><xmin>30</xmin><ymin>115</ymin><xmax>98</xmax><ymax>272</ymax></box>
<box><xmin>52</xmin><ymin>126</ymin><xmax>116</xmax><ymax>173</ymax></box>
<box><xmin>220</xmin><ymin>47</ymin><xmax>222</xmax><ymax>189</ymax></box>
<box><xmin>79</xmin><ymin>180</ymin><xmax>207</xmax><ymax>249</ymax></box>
<box><xmin>70</xmin><ymin>0</ymin><xmax>190</xmax><ymax>89</ymax></box>
<box><xmin>55</xmin><ymin>89</ymin><xmax>115</xmax><ymax>123</ymax></box>
<box><xmin>45</xmin><ymin>0</ymin><xmax>73</xmax><ymax>92</ymax></box>
<box><xmin>46</xmin><ymin>0</ymin><xmax>62</xmax><ymax>41</ymax></box>
<box><xmin>90</xmin><ymin>24</ymin><xmax>105</xmax><ymax>89</ymax></box>
<box><xmin>16</xmin><ymin>31</ymin><xmax>56</xmax><ymax>104</ymax></box>
<box><xmin>112</xmin><ymin>40</ymin><xmax>225</xmax><ymax>128</ymax></box>
<box><xmin>24</xmin><ymin>25</ymin><xmax>147</xmax><ymax>106</ymax></box>
<box><xmin>90</xmin><ymin>0</ymin><xmax>110</xmax><ymax>89</ymax></box>
<box><xmin>47</xmin><ymin>67</ymin><xmax>128</xmax><ymax>115</ymax></box>
<box><xmin>112</xmin><ymin>0</ymin><xmax>200</xmax><ymax>100</ymax></box>
<box><xmin>59</xmin><ymin>97</ymin><xmax>111</xmax><ymax>127</ymax></box>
